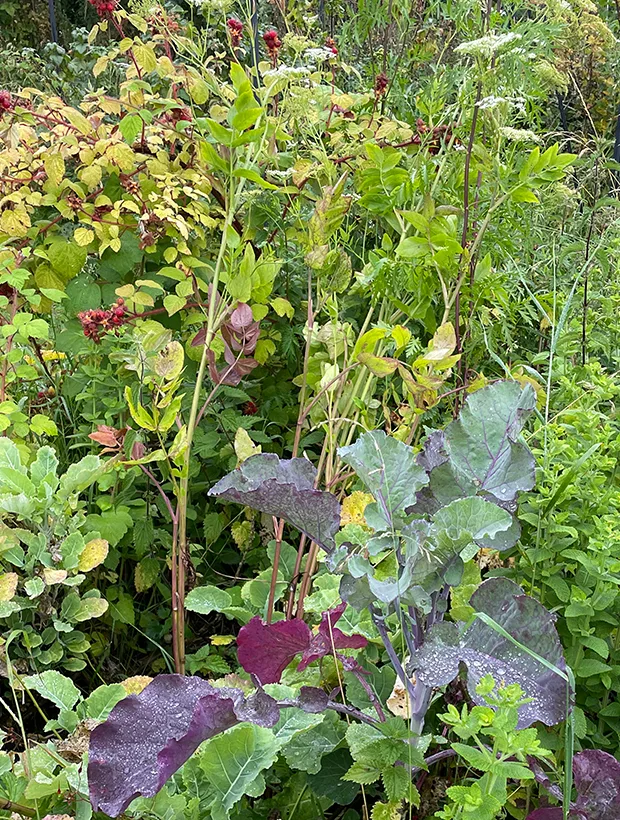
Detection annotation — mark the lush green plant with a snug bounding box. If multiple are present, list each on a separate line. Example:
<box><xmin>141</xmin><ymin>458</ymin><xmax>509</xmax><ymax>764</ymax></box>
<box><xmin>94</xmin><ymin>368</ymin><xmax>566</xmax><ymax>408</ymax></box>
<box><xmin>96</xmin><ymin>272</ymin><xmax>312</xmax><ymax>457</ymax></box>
<box><xmin>0</xmin><ymin>437</ymin><xmax>112</xmax><ymax>671</ymax></box>
<box><xmin>1</xmin><ymin>0</ymin><xmax>620</xmax><ymax>817</ymax></box>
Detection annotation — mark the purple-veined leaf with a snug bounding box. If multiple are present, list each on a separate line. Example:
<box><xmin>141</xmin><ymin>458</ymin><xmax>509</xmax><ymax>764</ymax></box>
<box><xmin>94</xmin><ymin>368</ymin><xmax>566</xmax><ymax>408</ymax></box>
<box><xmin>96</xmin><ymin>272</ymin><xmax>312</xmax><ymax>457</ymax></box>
<box><xmin>444</xmin><ymin>381</ymin><xmax>536</xmax><ymax>503</ymax></box>
<box><xmin>88</xmin><ymin>674</ymin><xmax>279</xmax><ymax>817</ymax></box>
<box><xmin>411</xmin><ymin>577</ymin><xmax>567</xmax><ymax>728</ymax></box>
<box><xmin>527</xmin><ymin>750</ymin><xmax>620</xmax><ymax>820</ymax></box>
<box><xmin>416</xmin><ymin>429</ymin><xmax>448</xmax><ymax>473</ymax></box>
<box><xmin>573</xmin><ymin>749</ymin><xmax>620</xmax><ymax>819</ymax></box>
<box><xmin>237</xmin><ymin>617</ymin><xmax>312</xmax><ymax>685</ymax></box>
<box><xmin>208</xmin><ymin>454</ymin><xmax>341</xmax><ymax>552</ymax></box>
<box><xmin>339</xmin><ymin>430</ymin><xmax>428</xmax><ymax>529</ymax></box>
<box><xmin>237</xmin><ymin>604</ymin><xmax>367</xmax><ymax>684</ymax></box>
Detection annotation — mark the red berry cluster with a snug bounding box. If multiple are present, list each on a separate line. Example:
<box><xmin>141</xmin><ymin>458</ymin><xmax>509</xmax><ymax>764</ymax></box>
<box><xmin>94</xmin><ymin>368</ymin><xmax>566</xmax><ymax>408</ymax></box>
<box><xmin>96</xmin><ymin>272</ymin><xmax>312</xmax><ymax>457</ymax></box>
<box><xmin>325</xmin><ymin>37</ymin><xmax>338</xmax><ymax>56</ymax></box>
<box><xmin>414</xmin><ymin>118</ymin><xmax>454</xmax><ymax>154</ymax></box>
<box><xmin>147</xmin><ymin>8</ymin><xmax>180</xmax><ymax>33</ymax></box>
<box><xmin>263</xmin><ymin>29</ymin><xmax>281</xmax><ymax>62</ymax></box>
<box><xmin>78</xmin><ymin>298</ymin><xmax>128</xmax><ymax>343</ymax></box>
<box><xmin>374</xmin><ymin>72</ymin><xmax>388</xmax><ymax>98</ymax></box>
<box><xmin>242</xmin><ymin>400</ymin><xmax>259</xmax><ymax>415</ymax></box>
<box><xmin>88</xmin><ymin>0</ymin><xmax>117</xmax><ymax>16</ymax></box>
<box><xmin>227</xmin><ymin>18</ymin><xmax>243</xmax><ymax>48</ymax></box>
<box><xmin>0</xmin><ymin>91</ymin><xmax>14</xmax><ymax>112</ymax></box>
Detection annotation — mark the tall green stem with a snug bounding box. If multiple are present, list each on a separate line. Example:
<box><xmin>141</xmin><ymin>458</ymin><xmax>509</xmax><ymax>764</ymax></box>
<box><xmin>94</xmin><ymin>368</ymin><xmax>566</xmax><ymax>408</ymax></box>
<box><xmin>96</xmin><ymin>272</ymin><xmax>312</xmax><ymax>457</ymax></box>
<box><xmin>173</xmin><ymin>185</ymin><xmax>235</xmax><ymax>674</ymax></box>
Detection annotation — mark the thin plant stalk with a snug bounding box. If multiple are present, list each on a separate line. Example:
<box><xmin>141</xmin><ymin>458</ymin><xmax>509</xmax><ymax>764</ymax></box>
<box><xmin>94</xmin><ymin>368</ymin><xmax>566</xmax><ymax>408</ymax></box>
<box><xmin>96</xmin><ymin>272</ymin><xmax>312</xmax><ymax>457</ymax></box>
<box><xmin>266</xmin><ymin>517</ymin><xmax>285</xmax><ymax>623</ymax></box>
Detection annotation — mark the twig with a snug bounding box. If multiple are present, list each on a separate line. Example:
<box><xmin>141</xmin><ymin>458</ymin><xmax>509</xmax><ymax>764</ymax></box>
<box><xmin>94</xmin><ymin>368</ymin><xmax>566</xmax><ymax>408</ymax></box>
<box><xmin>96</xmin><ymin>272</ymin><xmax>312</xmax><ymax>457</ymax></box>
<box><xmin>0</xmin><ymin>799</ymin><xmax>36</xmax><ymax>818</ymax></box>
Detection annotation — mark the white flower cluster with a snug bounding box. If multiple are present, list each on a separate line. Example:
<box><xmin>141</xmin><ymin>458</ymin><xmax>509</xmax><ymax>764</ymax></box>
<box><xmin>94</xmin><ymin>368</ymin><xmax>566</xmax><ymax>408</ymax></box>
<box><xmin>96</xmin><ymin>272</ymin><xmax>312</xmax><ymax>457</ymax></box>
<box><xmin>477</xmin><ymin>94</ymin><xmax>526</xmax><ymax>114</ymax></box>
<box><xmin>477</xmin><ymin>95</ymin><xmax>509</xmax><ymax>110</ymax></box>
<box><xmin>304</xmin><ymin>47</ymin><xmax>336</xmax><ymax>64</ymax></box>
<box><xmin>187</xmin><ymin>0</ymin><xmax>233</xmax><ymax>11</ymax></box>
<box><xmin>500</xmin><ymin>126</ymin><xmax>541</xmax><ymax>143</ymax></box>
<box><xmin>263</xmin><ymin>65</ymin><xmax>312</xmax><ymax>81</ymax></box>
<box><xmin>455</xmin><ymin>31</ymin><xmax>522</xmax><ymax>58</ymax></box>
<box><xmin>267</xmin><ymin>168</ymin><xmax>294</xmax><ymax>180</ymax></box>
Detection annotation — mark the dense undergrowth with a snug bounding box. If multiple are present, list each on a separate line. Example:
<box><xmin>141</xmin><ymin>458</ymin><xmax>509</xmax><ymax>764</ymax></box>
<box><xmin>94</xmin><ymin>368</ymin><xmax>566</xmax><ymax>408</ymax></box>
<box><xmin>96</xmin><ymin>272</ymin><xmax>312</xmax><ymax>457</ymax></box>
<box><xmin>0</xmin><ymin>0</ymin><xmax>620</xmax><ymax>817</ymax></box>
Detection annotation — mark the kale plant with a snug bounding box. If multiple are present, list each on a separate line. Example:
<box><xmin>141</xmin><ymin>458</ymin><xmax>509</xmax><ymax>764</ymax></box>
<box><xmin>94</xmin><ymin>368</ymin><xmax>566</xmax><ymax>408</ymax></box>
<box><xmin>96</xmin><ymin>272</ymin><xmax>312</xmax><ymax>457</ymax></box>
<box><xmin>88</xmin><ymin>381</ymin><xmax>572</xmax><ymax>817</ymax></box>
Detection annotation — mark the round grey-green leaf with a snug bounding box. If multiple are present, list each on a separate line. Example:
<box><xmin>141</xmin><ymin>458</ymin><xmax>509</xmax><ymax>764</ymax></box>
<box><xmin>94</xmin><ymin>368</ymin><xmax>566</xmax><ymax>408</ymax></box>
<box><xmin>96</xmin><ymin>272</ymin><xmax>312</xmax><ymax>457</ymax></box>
<box><xmin>185</xmin><ymin>585</ymin><xmax>233</xmax><ymax>615</ymax></box>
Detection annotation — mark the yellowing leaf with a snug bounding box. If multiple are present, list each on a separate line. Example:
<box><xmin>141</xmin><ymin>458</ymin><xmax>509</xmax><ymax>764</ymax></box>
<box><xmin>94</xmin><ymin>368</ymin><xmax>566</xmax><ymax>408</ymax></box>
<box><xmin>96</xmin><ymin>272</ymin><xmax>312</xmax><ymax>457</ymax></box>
<box><xmin>121</xmin><ymin>675</ymin><xmax>153</xmax><ymax>695</ymax></box>
<box><xmin>74</xmin><ymin>227</ymin><xmax>95</xmax><ymax>247</ymax></box>
<box><xmin>45</xmin><ymin>152</ymin><xmax>65</xmax><ymax>187</ymax></box>
<box><xmin>93</xmin><ymin>55</ymin><xmax>110</xmax><ymax>77</ymax></box>
<box><xmin>414</xmin><ymin>322</ymin><xmax>459</xmax><ymax>370</ymax></box>
<box><xmin>341</xmin><ymin>491</ymin><xmax>374</xmax><ymax>526</ymax></box>
<box><xmin>353</xmin><ymin>327</ymin><xmax>389</xmax><ymax>360</ymax></box>
<box><xmin>154</xmin><ymin>341</ymin><xmax>184</xmax><ymax>381</ymax></box>
<box><xmin>63</xmin><ymin>107</ymin><xmax>93</xmax><ymax>135</ymax></box>
<box><xmin>391</xmin><ymin>324</ymin><xmax>411</xmax><ymax>351</ymax></box>
<box><xmin>43</xmin><ymin>569</ymin><xmax>68</xmax><ymax>585</ymax></box>
<box><xmin>134</xmin><ymin>557</ymin><xmax>160</xmax><ymax>593</ymax></box>
<box><xmin>133</xmin><ymin>43</ymin><xmax>157</xmax><ymax>73</ymax></box>
<box><xmin>234</xmin><ymin>427</ymin><xmax>261</xmax><ymax>463</ymax></box>
<box><xmin>163</xmin><ymin>294</ymin><xmax>186</xmax><ymax>316</ymax></box>
<box><xmin>211</xmin><ymin>635</ymin><xmax>235</xmax><ymax>646</ymax></box>
<box><xmin>254</xmin><ymin>338</ymin><xmax>276</xmax><ymax>364</ymax></box>
<box><xmin>358</xmin><ymin>352</ymin><xmax>399</xmax><ymax>377</ymax></box>
<box><xmin>78</xmin><ymin>538</ymin><xmax>109</xmax><ymax>572</ymax></box>
<box><xmin>0</xmin><ymin>572</ymin><xmax>18</xmax><ymax>602</ymax></box>
<box><xmin>252</xmin><ymin>304</ymin><xmax>269</xmax><ymax>321</ymax></box>
<box><xmin>270</xmin><ymin>297</ymin><xmax>294</xmax><ymax>319</ymax></box>
<box><xmin>0</xmin><ymin>207</ymin><xmax>30</xmax><ymax>238</ymax></box>
<box><xmin>79</xmin><ymin>164</ymin><xmax>102</xmax><ymax>190</ymax></box>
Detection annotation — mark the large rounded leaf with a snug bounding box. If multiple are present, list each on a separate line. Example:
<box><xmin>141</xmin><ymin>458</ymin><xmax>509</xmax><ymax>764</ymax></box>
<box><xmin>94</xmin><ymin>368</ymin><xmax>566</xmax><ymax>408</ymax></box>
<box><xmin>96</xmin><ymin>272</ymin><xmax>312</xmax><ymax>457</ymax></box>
<box><xmin>444</xmin><ymin>381</ymin><xmax>536</xmax><ymax>503</ymax></box>
<box><xmin>88</xmin><ymin>674</ymin><xmax>279</xmax><ymax>817</ymax></box>
<box><xmin>339</xmin><ymin>430</ymin><xmax>428</xmax><ymax>530</ymax></box>
<box><xmin>209</xmin><ymin>454</ymin><xmax>341</xmax><ymax>552</ymax></box>
<box><xmin>410</xmin><ymin>578</ymin><xmax>567</xmax><ymax>728</ymax></box>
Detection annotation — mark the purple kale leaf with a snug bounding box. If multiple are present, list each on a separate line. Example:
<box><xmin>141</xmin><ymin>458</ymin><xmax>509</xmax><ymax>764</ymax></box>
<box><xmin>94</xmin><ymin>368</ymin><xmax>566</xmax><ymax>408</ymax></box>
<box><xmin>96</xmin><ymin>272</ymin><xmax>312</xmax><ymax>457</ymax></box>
<box><xmin>573</xmin><ymin>749</ymin><xmax>620</xmax><ymax>819</ymax></box>
<box><xmin>410</xmin><ymin>577</ymin><xmax>567</xmax><ymax>728</ymax></box>
<box><xmin>296</xmin><ymin>686</ymin><xmax>330</xmax><ymax>713</ymax></box>
<box><xmin>408</xmin><ymin>384</ymin><xmax>533</xmax><ymax>550</ymax></box>
<box><xmin>88</xmin><ymin>674</ymin><xmax>278</xmax><ymax>817</ymax></box>
<box><xmin>526</xmin><ymin>750</ymin><xmax>620</xmax><ymax>820</ymax></box>
<box><xmin>237</xmin><ymin>617</ymin><xmax>312</xmax><ymax>685</ymax></box>
<box><xmin>298</xmin><ymin>603</ymin><xmax>368</xmax><ymax>670</ymax></box>
<box><xmin>237</xmin><ymin>603</ymin><xmax>367</xmax><ymax>685</ymax></box>
<box><xmin>208</xmin><ymin>454</ymin><xmax>341</xmax><ymax>552</ymax></box>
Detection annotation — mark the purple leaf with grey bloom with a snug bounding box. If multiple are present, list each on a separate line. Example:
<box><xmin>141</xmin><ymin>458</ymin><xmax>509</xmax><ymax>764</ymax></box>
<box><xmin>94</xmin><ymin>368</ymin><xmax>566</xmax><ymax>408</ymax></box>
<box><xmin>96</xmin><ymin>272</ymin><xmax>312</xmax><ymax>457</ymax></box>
<box><xmin>526</xmin><ymin>750</ymin><xmax>620</xmax><ymax>820</ymax></box>
<box><xmin>296</xmin><ymin>686</ymin><xmax>330</xmax><ymax>713</ymax></box>
<box><xmin>411</xmin><ymin>577</ymin><xmax>567</xmax><ymax>728</ymax></box>
<box><xmin>208</xmin><ymin>453</ymin><xmax>341</xmax><ymax>552</ymax></box>
<box><xmin>88</xmin><ymin>674</ymin><xmax>278</xmax><ymax>817</ymax></box>
<box><xmin>573</xmin><ymin>749</ymin><xmax>620</xmax><ymax>819</ymax></box>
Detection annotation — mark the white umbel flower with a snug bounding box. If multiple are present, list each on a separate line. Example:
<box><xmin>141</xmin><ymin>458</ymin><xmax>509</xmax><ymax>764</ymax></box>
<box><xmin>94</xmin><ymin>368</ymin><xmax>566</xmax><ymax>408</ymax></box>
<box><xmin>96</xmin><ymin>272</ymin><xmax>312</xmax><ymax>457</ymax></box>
<box><xmin>455</xmin><ymin>31</ymin><xmax>522</xmax><ymax>58</ymax></box>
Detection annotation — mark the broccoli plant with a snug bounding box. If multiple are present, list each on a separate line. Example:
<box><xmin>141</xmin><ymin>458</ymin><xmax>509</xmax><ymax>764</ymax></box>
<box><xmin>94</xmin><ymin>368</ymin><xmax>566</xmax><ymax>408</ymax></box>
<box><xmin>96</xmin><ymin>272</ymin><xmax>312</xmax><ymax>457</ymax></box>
<box><xmin>88</xmin><ymin>381</ymin><xmax>572</xmax><ymax>817</ymax></box>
